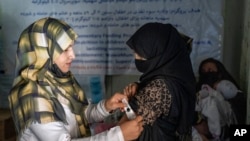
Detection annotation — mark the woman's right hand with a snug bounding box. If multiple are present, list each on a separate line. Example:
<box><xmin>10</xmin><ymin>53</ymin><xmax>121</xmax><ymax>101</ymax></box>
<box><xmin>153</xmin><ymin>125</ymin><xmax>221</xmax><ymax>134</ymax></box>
<box><xmin>120</xmin><ymin>116</ymin><xmax>143</xmax><ymax>141</ymax></box>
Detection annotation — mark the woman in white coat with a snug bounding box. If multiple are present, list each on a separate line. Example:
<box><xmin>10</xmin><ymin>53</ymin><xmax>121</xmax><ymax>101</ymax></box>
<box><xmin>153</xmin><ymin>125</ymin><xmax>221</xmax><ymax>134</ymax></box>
<box><xmin>8</xmin><ymin>17</ymin><xmax>143</xmax><ymax>141</ymax></box>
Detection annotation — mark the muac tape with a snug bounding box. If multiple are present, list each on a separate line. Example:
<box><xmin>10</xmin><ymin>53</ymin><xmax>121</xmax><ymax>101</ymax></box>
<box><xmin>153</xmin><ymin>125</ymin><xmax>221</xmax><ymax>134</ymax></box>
<box><xmin>122</xmin><ymin>98</ymin><xmax>136</xmax><ymax>120</ymax></box>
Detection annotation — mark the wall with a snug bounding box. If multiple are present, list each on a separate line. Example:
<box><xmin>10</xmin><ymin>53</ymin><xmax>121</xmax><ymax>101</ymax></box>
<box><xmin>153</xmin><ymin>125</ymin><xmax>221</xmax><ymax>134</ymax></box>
<box><xmin>241</xmin><ymin>0</ymin><xmax>250</xmax><ymax>124</ymax></box>
<box><xmin>223</xmin><ymin>0</ymin><xmax>250</xmax><ymax>124</ymax></box>
<box><xmin>105</xmin><ymin>75</ymin><xmax>140</xmax><ymax>98</ymax></box>
<box><xmin>223</xmin><ymin>0</ymin><xmax>244</xmax><ymax>85</ymax></box>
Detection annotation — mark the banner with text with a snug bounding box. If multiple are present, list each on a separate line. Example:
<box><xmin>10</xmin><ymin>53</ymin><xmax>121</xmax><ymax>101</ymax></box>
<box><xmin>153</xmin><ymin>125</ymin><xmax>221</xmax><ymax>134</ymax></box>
<box><xmin>0</xmin><ymin>0</ymin><xmax>223</xmax><ymax>75</ymax></box>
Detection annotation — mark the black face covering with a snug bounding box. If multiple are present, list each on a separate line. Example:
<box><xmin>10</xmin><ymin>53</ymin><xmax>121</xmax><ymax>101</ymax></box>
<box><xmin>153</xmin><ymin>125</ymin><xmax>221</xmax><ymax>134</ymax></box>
<box><xmin>135</xmin><ymin>59</ymin><xmax>148</xmax><ymax>73</ymax></box>
<box><xmin>200</xmin><ymin>72</ymin><xmax>221</xmax><ymax>87</ymax></box>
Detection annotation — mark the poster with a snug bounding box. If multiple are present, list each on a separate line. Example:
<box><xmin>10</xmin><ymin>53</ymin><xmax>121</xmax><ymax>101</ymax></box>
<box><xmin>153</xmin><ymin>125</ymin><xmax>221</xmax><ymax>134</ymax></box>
<box><xmin>0</xmin><ymin>0</ymin><xmax>223</xmax><ymax>107</ymax></box>
<box><xmin>0</xmin><ymin>0</ymin><xmax>223</xmax><ymax>75</ymax></box>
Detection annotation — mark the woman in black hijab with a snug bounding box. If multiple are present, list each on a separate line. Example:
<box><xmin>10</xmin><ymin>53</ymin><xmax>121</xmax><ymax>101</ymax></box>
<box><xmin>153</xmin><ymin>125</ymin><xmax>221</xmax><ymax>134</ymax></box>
<box><xmin>196</xmin><ymin>58</ymin><xmax>239</xmax><ymax>91</ymax></box>
<box><xmin>125</xmin><ymin>22</ymin><xmax>196</xmax><ymax>141</ymax></box>
<box><xmin>196</xmin><ymin>58</ymin><xmax>246</xmax><ymax>124</ymax></box>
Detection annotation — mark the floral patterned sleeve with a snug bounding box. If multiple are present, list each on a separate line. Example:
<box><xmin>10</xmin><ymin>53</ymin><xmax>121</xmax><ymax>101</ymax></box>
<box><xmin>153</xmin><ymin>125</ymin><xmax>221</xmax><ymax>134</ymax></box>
<box><xmin>134</xmin><ymin>79</ymin><xmax>172</xmax><ymax>125</ymax></box>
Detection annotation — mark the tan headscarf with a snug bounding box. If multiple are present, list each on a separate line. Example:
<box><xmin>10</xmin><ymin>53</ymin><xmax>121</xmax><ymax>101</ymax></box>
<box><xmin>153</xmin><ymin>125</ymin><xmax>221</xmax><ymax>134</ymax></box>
<box><xmin>9</xmin><ymin>17</ymin><xmax>90</xmax><ymax>137</ymax></box>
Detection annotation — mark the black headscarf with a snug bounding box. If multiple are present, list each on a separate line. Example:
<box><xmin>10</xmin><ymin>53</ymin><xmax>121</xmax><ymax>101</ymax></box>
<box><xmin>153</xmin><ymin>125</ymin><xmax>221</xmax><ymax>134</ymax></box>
<box><xmin>196</xmin><ymin>58</ymin><xmax>240</xmax><ymax>91</ymax></box>
<box><xmin>126</xmin><ymin>22</ymin><xmax>196</xmax><ymax>134</ymax></box>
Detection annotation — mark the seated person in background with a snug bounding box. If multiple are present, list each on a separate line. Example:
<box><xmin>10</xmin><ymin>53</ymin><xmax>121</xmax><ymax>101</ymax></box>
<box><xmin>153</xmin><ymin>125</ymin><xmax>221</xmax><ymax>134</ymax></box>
<box><xmin>194</xmin><ymin>57</ymin><xmax>247</xmax><ymax>140</ymax></box>
<box><xmin>8</xmin><ymin>17</ymin><xmax>143</xmax><ymax>141</ymax></box>
<box><xmin>196</xmin><ymin>57</ymin><xmax>246</xmax><ymax>124</ymax></box>
<box><xmin>122</xmin><ymin>22</ymin><xmax>196</xmax><ymax>141</ymax></box>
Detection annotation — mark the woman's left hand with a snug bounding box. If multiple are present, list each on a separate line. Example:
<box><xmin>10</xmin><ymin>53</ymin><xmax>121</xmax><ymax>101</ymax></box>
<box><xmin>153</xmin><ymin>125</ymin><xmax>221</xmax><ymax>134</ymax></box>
<box><xmin>123</xmin><ymin>82</ymin><xmax>138</xmax><ymax>97</ymax></box>
<box><xmin>105</xmin><ymin>92</ymin><xmax>127</xmax><ymax>112</ymax></box>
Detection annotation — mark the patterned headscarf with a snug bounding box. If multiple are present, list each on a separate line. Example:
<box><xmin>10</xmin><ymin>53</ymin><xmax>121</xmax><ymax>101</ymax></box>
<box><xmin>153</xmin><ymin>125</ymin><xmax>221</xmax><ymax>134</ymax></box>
<box><xmin>9</xmin><ymin>17</ymin><xmax>90</xmax><ymax>137</ymax></box>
